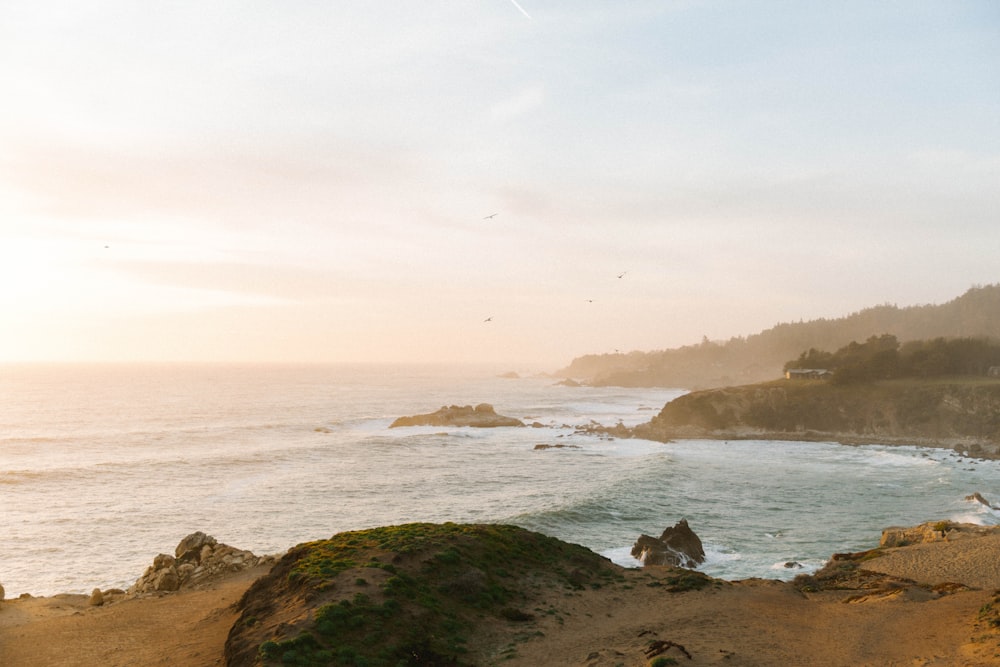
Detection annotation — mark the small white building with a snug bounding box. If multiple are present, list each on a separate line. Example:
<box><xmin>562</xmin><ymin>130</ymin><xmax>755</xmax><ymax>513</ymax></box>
<box><xmin>785</xmin><ymin>368</ymin><xmax>832</xmax><ymax>380</ymax></box>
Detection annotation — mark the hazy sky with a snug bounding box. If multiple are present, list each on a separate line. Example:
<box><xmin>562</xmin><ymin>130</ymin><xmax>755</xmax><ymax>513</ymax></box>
<box><xmin>2</xmin><ymin>1</ymin><xmax>998</xmax><ymax>367</ymax></box>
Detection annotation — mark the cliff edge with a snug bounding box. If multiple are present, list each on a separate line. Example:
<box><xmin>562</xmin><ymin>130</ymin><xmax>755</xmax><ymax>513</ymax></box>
<box><xmin>633</xmin><ymin>378</ymin><xmax>1000</xmax><ymax>458</ymax></box>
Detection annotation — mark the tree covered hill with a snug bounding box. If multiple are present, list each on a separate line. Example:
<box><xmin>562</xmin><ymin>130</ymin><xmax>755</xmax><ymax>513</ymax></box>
<box><xmin>556</xmin><ymin>284</ymin><xmax>1000</xmax><ymax>389</ymax></box>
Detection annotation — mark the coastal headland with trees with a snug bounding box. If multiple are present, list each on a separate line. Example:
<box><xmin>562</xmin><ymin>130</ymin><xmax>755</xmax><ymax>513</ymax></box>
<box><xmin>4</xmin><ymin>284</ymin><xmax>1000</xmax><ymax>665</ymax></box>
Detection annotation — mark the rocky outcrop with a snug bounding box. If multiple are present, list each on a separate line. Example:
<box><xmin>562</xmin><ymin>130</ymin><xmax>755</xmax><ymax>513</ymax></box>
<box><xmin>390</xmin><ymin>404</ymin><xmax>525</xmax><ymax>428</ymax></box>
<box><xmin>631</xmin><ymin>519</ymin><xmax>706</xmax><ymax>568</ymax></box>
<box><xmin>966</xmin><ymin>492</ymin><xmax>999</xmax><ymax>509</ymax></box>
<box><xmin>128</xmin><ymin>532</ymin><xmax>274</xmax><ymax>596</ymax></box>
<box><xmin>633</xmin><ymin>380</ymin><xmax>1000</xmax><ymax>457</ymax></box>
<box><xmin>879</xmin><ymin>521</ymin><xmax>999</xmax><ymax>548</ymax></box>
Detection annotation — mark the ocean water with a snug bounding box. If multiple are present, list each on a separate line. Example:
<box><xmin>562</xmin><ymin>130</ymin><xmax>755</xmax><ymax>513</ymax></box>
<box><xmin>1</xmin><ymin>363</ymin><xmax>998</xmax><ymax>597</ymax></box>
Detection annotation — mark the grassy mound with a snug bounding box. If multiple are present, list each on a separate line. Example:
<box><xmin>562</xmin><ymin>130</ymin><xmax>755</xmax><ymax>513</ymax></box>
<box><xmin>224</xmin><ymin>523</ymin><xmax>623</xmax><ymax>666</ymax></box>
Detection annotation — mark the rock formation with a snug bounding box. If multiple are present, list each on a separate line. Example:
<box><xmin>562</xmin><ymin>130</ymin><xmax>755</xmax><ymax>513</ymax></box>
<box><xmin>633</xmin><ymin>380</ymin><xmax>1000</xmax><ymax>456</ymax></box>
<box><xmin>879</xmin><ymin>520</ymin><xmax>998</xmax><ymax>548</ymax></box>
<box><xmin>631</xmin><ymin>519</ymin><xmax>706</xmax><ymax>568</ymax></box>
<box><xmin>128</xmin><ymin>531</ymin><xmax>274</xmax><ymax>595</ymax></box>
<box><xmin>966</xmin><ymin>491</ymin><xmax>999</xmax><ymax>509</ymax></box>
<box><xmin>389</xmin><ymin>404</ymin><xmax>525</xmax><ymax>428</ymax></box>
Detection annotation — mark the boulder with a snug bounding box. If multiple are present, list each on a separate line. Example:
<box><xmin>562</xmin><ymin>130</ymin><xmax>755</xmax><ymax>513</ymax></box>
<box><xmin>390</xmin><ymin>404</ymin><xmax>525</xmax><ymax>428</ymax></box>
<box><xmin>175</xmin><ymin>531</ymin><xmax>217</xmax><ymax>560</ymax></box>
<box><xmin>631</xmin><ymin>519</ymin><xmax>706</xmax><ymax>568</ymax></box>
<box><xmin>128</xmin><ymin>532</ymin><xmax>276</xmax><ymax>596</ymax></box>
<box><xmin>153</xmin><ymin>566</ymin><xmax>180</xmax><ymax>592</ymax></box>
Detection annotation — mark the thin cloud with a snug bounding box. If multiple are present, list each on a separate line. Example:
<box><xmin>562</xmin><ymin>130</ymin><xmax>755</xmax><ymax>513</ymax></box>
<box><xmin>507</xmin><ymin>0</ymin><xmax>532</xmax><ymax>20</ymax></box>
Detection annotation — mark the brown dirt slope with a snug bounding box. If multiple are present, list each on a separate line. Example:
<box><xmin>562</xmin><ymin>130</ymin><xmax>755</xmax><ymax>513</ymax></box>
<box><xmin>2</xmin><ymin>525</ymin><xmax>1000</xmax><ymax>667</ymax></box>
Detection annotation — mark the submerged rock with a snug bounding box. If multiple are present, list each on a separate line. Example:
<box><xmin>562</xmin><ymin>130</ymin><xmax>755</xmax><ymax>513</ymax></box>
<box><xmin>390</xmin><ymin>404</ymin><xmax>525</xmax><ymax>428</ymax></box>
<box><xmin>631</xmin><ymin>519</ymin><xmax>706</xmax><ymax>568</ymax></box>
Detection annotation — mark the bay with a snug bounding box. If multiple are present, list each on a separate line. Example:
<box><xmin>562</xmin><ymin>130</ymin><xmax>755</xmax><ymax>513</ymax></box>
<box><xmin>1</xmin><ymin>363</ymin><xmax>997</xmax><ymax>597</ymax></box>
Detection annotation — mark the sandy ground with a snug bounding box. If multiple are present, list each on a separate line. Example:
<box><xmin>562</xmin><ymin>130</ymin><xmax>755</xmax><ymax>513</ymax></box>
<box><xmin>2</xmin><ymin>537</ymin><xmax>1000</xmax><ymax>667</ymax></box>
<box><xmin>0</xmin><ymin>565</ymin><xmax>269</xmax><ymax>667</ymax></box>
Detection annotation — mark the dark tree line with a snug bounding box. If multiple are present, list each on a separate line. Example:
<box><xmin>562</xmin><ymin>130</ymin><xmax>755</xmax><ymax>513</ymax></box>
<box><xmin>785</xmin><ymin>335</ymin><xmax>1000</xmax><ymax>384</ymax></box>
<box><xmin>558</xmin><ymin>284</ymin><xmax>1000</xmax><ymax>388</ymax></box>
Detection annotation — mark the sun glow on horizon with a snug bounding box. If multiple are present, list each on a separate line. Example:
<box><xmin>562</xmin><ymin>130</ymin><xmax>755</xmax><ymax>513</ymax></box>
<box><xmin>1</xmin><ymin>2</ymin><xmax>997</xmax><ymax>365</ymax></box>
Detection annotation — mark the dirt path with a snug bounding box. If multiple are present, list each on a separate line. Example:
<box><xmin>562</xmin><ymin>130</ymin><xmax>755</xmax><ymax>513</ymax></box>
<box><xmin>0</xmin><ymin>566</ymin><xmax>267</xmax><ymax>667</ymax></box>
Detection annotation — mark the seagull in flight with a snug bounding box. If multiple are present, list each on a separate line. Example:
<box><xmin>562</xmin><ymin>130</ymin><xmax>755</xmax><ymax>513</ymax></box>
<box><xmin>617</xmin><ymin>271</ymin><xmax>628</xmax><ymax>279</ymax></box>
<box><xmin>483</xmin><ymin>213</ymin><xmax>498</xmax><ymax>220</ymax></box>
<box><xmin>484</xmin><ymin>316</ymin><xmax>493</xmax><ymax>322</ymax></box>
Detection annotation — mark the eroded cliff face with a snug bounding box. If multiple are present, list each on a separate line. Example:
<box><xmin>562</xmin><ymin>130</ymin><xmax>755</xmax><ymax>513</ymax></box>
<box><xmin>633</xmin><ymin>380</ymin><xmax>1000</xmax><ymax>457</ymax></box>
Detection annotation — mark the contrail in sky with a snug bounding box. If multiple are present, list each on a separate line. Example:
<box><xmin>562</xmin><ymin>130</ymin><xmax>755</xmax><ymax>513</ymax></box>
<box><xmin>508</xmin><ymin>0</ymin><xmax>532</xmax><ymax>19</ymax></box>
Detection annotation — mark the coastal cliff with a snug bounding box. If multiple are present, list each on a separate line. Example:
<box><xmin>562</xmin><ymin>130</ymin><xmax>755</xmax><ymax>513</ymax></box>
<box><xmin>633</xmin><ymin>378</ymin><xmax>1000</xmax><ymax>457</ymax></box>
<box><xmin>5</xmin><ymin>522</ymin><xmax>1000</xmax><ymax>666</ymax></box>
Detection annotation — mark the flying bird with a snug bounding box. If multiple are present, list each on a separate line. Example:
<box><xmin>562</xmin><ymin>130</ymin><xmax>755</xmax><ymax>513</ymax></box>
<box><xmin>507</xmin><ymin>0</ymin><xmax>532</xmax><ymax>20</ymax></box>
<box><xmin>484</xmin><ymin>316</ymin><xmax>493</xmax><ymax>322</ymax></box>
<box><xmin>483</xmin><ymin>213</ymin><xmax>498</xmax><ymax>220</ymax></box>
<box><xmin>617</xmin><ymin>271</ymin><xmax>628</xmax><ymax>279</ymax></box>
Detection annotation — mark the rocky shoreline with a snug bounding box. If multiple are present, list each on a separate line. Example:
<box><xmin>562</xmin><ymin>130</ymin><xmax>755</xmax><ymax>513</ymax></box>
<box><xmin>627</xmin><ymin>379</ymin><xmax>1000</xmax><ymax>460</ymax></box>
<box><xmin>4</xmin><ymin>521</ymin><xmax>1000</xmax><ymax>666</ymax></box>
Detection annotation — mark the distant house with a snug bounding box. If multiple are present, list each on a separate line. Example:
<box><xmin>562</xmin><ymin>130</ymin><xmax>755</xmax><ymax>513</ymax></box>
<box><xmin>989</xmin><ymin>366</ymin><xmax>1000</xmax><ymax>378</ymax></box>
<box><xmin>785</xmin><ymin>368</ymin><xmax>832</xmax><ymax>380</ymax></box>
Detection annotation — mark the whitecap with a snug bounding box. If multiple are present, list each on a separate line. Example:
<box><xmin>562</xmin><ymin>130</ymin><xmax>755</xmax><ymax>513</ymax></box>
<box><xmin>600</xmin><ymin>545</ymin><xmax>642</xmax><ymax>568</ymax></box>
<box><xmin>768</xmin><ymin>560</ymin><xmax>822</xmax><ymax>575</ymax></box>
<box><xmin>702</xmin><ymin>546</ymin><xmax>742</xmax><ymax>569</ymax></box>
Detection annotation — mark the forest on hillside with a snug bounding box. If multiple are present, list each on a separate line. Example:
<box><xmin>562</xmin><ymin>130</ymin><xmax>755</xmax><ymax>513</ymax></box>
<box><xmin>785</xmin><ymin>334</ymin><xmax>1000</xmax><ymax>384</ymax></box>
<box><xmin>556</xmin><ymin>284</ymin><xmax>1000</xmax><ymax>389</ymax></box>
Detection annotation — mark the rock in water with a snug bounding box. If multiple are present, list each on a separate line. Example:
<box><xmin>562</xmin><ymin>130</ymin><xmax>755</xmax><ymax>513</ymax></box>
<box><xmin>390</xmin><ymin>403</ymin><xmax>525</xmax><ymax>428</ymax></box>
<box><xmin>965</xmin><ymin>492</ymin><xmax>999</xmax><ymax>509</ymax></box>
<box><xmin>631</xmin><ymin>519</ymin><xmax>706</xmax><ymax>568</ymax></box>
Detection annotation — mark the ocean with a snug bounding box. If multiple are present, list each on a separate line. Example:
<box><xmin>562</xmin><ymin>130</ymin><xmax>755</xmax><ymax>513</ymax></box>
<box><xmin>2</xmin><ymin>363</ymin><xmax>998</xmax><ymax>598</ymax></box>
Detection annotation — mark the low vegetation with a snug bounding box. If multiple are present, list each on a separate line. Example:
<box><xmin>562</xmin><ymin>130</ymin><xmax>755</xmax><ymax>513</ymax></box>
<box><xmin>226</xmin><ymin>523</ymin><xmax>624</xmax><ymax>667</ymax></box>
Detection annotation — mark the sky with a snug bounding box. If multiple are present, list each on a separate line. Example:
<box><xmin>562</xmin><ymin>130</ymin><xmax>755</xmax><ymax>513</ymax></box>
<box><xmin>1</xmin><ymin>1</ymin><xmax>998</xmax><ymax>368</ymax></box>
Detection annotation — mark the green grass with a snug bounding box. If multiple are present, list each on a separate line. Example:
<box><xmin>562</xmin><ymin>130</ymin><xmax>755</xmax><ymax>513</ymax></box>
<box><xmin>256</xmin><ymin>523</ymin><xmax>620</xmax><ymax>667</ymax></box>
